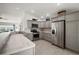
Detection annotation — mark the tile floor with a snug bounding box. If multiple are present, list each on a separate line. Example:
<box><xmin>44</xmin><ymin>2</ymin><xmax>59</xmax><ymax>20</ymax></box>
<box><xmin>34</xmin><ymin>40</ymin><xmax>78</xmax><ymax>55</ymax></box>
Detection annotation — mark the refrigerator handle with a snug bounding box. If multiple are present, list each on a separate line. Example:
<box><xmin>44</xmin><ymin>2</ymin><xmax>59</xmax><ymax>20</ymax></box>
<box><xmin>52</xmin><ymin>29</ymin><xmax>55</xmax><ymax>34</ymax></box>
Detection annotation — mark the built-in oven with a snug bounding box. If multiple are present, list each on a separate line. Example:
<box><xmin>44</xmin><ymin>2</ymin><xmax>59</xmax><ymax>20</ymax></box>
<box><xmin>31</xmin><ymin>29</ymin><xmax>39</xmax><ymax>41</ymax></box>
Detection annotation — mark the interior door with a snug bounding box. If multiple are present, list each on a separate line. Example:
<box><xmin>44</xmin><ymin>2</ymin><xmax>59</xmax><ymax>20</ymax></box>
<box><xmin>52</xmin><ymin>20</ymin><xmax>65</xmax><ymax>48</ymax></box>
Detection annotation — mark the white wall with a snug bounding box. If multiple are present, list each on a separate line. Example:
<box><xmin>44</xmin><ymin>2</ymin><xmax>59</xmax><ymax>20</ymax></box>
<box><xmin>0</xmin><ymin>14</ymin><xmax>22</xmax><ymax>31</ymax></box>
<box><xmin>0</xmin><ymin>5</ymin><xmax>38</xmax><ymax>32</ymax></box>
<box><xmin>20</xmin><ymin>14</ymin><xmax>38</xmax><ymax>32</ymax></box>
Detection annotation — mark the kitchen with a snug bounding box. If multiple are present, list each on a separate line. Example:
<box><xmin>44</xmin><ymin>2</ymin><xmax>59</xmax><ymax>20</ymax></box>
<box><xmin>0</xmin><ymin>3</ymin><xmax>79</xmax><ymax>55</ymax></box>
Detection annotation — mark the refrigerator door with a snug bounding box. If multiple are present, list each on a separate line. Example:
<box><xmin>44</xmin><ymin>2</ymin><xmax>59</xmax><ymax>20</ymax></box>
<box><xmin>52</xmin><ymin>20</ymin><xmax>65</xmax><ymax>48</ymax></box>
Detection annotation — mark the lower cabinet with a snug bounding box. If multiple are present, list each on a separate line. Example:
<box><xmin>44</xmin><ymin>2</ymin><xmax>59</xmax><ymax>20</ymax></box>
<box><xmin>66</xmin><ymin>21</ymin><xmax>79</xmax><ymax>52</ymax></box>
<box><xmin>23</xmin><ymin>32</ymin><xmax>33</xmax><ymax>41</ymax></box>
<box><xmin>42</xmin><ymin>32</ymin><xmax>54</xmax><ymax>43</ymax></box>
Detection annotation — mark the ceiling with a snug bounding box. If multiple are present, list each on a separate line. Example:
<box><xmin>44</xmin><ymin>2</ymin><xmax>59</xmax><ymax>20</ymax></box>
<box><xmin>0</xmin><ymin>3</ymin><xmax>79</xmax><ymax>19</ymax></box>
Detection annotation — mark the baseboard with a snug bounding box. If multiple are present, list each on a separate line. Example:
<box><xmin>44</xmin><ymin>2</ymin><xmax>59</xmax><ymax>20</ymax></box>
<box><xmin>66</xmin><ymin>47</ymin><xmax>79</xmax><ymax>54</ymax></box>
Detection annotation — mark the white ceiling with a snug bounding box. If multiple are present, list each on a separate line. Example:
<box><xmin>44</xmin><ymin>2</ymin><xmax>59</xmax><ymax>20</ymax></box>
<box><xmin>0</xmin><ymin>3</ymin><xmax>79</xmax><ymax>18</ymax></box>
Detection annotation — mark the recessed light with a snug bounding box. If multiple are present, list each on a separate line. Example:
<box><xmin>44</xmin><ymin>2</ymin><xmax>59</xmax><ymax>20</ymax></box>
<box><xmin>41</xmin><ymin>16</ymin><xmax>44</xmax><ymax>18</ymax></box>
<box><xmin>31</xmin><ymin>10</ymin><xmax>35</xmax><ymax>13</ymax></box>
<box><xmin>46</xmin><ymin>13</ymin><xmax>50</xmax><ymax>17</ymax></box>
<box><xmin>16</xmin><ymin>8</ymin><xmax>20</xmax><ymax>10</ymax></box>
<box><xmin>57</xmin><ymin>3</ymin><xmax>61</xmax><ymax>6</ymax></box>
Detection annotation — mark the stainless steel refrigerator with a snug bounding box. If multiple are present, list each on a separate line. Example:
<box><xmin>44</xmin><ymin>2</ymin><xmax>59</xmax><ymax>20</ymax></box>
<box><xmin>52</xmin><ymin>20</ymin><xmax>65</xmax><ymax>48</ymax></box>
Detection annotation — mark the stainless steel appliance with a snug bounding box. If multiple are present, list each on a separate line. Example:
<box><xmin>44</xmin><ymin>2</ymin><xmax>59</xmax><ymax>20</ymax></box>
<box><xmin>31</xmin><ymin>29</ymin><xmax>39</xmax><ymax>41</ymax></box>
<box><xmin>31</xmin><ymin>23</ymin><xmax>39</xmax><ymax>41</ymax></box>
<box><xmin>52</xmin><ymin>20</ymin><xmax>65</xmax><ymax>48</ymax></box>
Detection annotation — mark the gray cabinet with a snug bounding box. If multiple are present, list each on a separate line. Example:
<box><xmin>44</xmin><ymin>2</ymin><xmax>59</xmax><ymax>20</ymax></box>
<box><xmin>66</xmin><ymin>21</ymin><xmax>79</xmax><ymax>52</ymax></box>
<box><xmin>42</xmin><ymin>32</ymin><xmax>54</xmax><ymax>43</ymax></box>
<box><xmin>23</xmin><ymin>32</ymin><xmax>33</xmax><ymax>41</ymax></box>
<box><xmin>77</xmin><ymin>21</ymin><xmax>79</xmax><ymax>51</ymax></box>
<box><xmin>27</xmin><ymin>20</ymin><xmax>51</xmax><ymax>29</ymax></box>
<box><xmin>27</xmin><ymin>20</ymin><xmax>32</xmax><ymax>29</ymax></box>
<box><xmin>39</xmin><ymin>21</ymin><xmax>51</xmax><ymax>28</ymax></box>
<box><xmin>45</xmin><ymin>21</ymin><xmax>51</xmax><ymax>28</ymax></box>
<box><xmin>39</xmin><ymin>31</ymin><xmax>44</xmax><ymax>39</ymax></box>
<box><xmin>39</xmin><ymin>22</ymin><xmax>44</xmax><ymax>28</ymax></box>
<box><xmin>66</xmin><ymin>12</ymin><xmax>79</xmax><ymax>52</ymax></box>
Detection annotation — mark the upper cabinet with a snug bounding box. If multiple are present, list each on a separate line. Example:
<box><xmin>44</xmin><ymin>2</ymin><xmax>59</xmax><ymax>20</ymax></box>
<box><xmin>39</xmin><ymin>21</ymin><xmax>51</xmax><ymax>28</ymax></box>
<box><xmin>39</xmin><ymin>21</ymin><xmax>44</xmax><ymax>28</ymax></box>
<box><xmin>27</xmin><ymin>20</ymin><xmax>51</xmax><ymax>29</ymax></box>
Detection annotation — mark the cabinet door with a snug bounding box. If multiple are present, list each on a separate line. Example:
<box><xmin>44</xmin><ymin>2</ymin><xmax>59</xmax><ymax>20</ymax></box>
<box><xmin>51</xmin><ymin>34</ymin><xmax>58</xmax><ymax>44</ymax></box>
<box><xmin>39</xmin><ymin>21</ymin><xmax>51</xmax><ymax>28</ymax></box>
<box><xmin>39</xmin><ymin>21</ymin><xmax>44</xmax><ymax>28</ymax></box>
<box><xmin>42</xmin><ymin>32</ymin><xmax>46</xmax><ymax>40</ymax></box>
<box><xmin>46</xmin><ymin>33</ymin><xmax>52</xmax><ymax>42</ymax></box>
<box><xmin>66</xmin><ymin>21</ymin><xmax>78</xmax><ymax>51</ymax></box>
<box><xmin>27</xmin><ymin>20</ymin><xmax>32</xmax><ymax>29</ymax></box>
<box><xmin>45</xmin><ymin>21</ymin><xmax>51</xmax><ymax>28</ymax></box>
<box><xmin>77</xmin><ymin>21</ymin><xmax>79</xmax><ymax>52</ymax></box>
<box><xmin>42</xmin><ymin>33</ymin><xmax>53</xmax><ymax>43</ymax></box>
<box><xmin>39</xmin><ymin>31</ymin><xmax>43</xmax><ymax>39</ymax></box>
